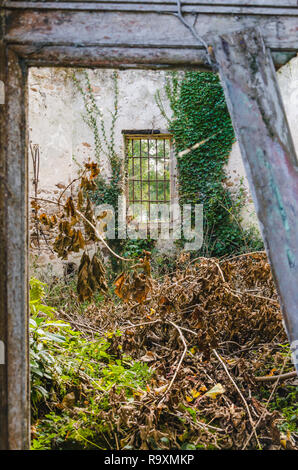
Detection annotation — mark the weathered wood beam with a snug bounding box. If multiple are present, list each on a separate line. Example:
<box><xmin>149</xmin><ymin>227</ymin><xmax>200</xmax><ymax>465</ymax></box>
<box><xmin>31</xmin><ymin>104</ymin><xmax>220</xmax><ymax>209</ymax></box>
<box><xmin>9</xmin><ymin>44</ymin><xmax>210</xmax><ymax>69</ymax></box>
<box><xmin>4</xmin><ymin>10</ymin><xmax>298</xmax><ymax>52</ymax></box>
<box><xmin>213</xmin><ymin>28</ymin><xmax>298</xmax><ymax>373</ymax></box>
<box><xmin>3</xmin><ymin>1</ymin><xmax>298</xmax><ymax>16</ymax></box>
<box><xmin>0</xmin><ymin>41</ymin><xmax>8</xmax><ymax>451</ymax></box>
<box><xmin>4</xmin><ymin>0</ymin><xmax>297</xmax><ymax>5</ymax></box>
<box><xmin>0</xmin><ymin>45</ymin><xmax>30</xmax><ymax>450</ymax></box>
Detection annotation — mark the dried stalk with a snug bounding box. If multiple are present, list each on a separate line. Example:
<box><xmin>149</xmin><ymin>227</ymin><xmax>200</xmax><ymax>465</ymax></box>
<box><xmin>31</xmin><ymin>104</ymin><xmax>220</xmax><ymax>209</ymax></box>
<box><xmin>159</xmin><ymin>320</ymin><xmax>188</xmax><ymax>405</ymax></box>
<box><xmin>75</xmin><ymin>209</ymin><xmax>134</xmax><ymax>262</ymax></box>
<box><xmin>212</xmin><ymin>348</ymin><xmax>261</xmax><ymax>450</ymax></box>
<box><xmin>254</xmin><ymin>371</ymin><xmax>296</xmax><ymax>382</ymax></box>
<box><xmin>243</xmin><ymin>352</ymin><xmax>291</xmax><ymax>449</ymax></box>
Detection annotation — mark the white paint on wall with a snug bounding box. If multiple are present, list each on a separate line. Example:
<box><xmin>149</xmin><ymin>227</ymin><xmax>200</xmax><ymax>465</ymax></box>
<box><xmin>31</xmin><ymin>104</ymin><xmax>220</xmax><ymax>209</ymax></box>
<box><xmin>28</xmin><ymin>68</ymin><xmax>172</xmax><ymax>194</ymax></box>
<box><xmin>28</xmin><ymin>68</ymin><xmax>174</xmax><ymax>272</ymax></box>
<box><xmin>224</xmin><ymin>140</ymin><xmax>259</xmax><ymax>229</ymax></box>
<box><xmin>28</xmin><ymin>57</ymin><xmax>298</xmax><ymax>251</ymax></box>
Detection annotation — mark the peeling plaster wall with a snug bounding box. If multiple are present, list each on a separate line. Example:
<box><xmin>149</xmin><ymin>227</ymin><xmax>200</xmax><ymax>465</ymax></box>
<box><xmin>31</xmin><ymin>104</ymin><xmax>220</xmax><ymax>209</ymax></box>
<box><xmin>28</xmin><ymin>60</ymin><xmax>298</xmax><ymax>271</ymax></box>
<box><xmin>28</xmin><ymin>68</ymin><xmax>171</xmax><ymax>193</ymax></box>
<box><xmin>28</xmin><ymin>68</ymin><xmax>172</xmax><ymax>273</ymax></box>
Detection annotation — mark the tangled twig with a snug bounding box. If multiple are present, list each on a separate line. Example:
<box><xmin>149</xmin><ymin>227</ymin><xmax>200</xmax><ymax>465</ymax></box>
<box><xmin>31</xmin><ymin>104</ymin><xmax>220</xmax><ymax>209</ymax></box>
<box><xmin>212</xmin><ymin>349</ymin><xmax>261</xmax><ymax>449</ymax></box>
<box><xmin>243</xmin><ymin>352</ymin><xmax>291</xmax><ymax>450</ymax></box>
<box><xmin>159</xmin><ymin>320</ymin><xmax>188</xmax><ymax>404</ymax></box>
<box><xmin>254</xmin><ymin>371</ymin><xmax>297</xmax><ymax>382</ymax></box>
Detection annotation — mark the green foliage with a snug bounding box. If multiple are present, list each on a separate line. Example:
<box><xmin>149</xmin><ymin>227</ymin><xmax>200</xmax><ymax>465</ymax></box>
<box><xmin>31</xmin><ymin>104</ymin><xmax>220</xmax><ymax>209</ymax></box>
<box><xmin>126</xmin><ymin>138</ymin><xmax>171</xmax><ymax>208</ymax></box>
<box><xmin>41</xmin><ymin>276</ymin><xmax>107</xmax><ymax>317</ymax></box>
<box><xmin>269</xmin><ymin>385</ymin><xmax>298</xmax><ymax>434</ymax></box>
<box><xmin>256</xmin><ymin>343</ymin><xmax>298</xmax><ymax>435</ymax></box>
<box><xmin>121</xmin><ymin>238</ymin><xmax>156</xmax><ymax>259</ymax></box>
<box><xmin>29</xmin><ymin>277</ymin><xmax>55</xmax><ymax>317</ymax></box>
<box><xmin>150</xmin><ymin>251</ymin><xmax>178</xmax><ymax>277</ymax></box>
<box><xmin>30</xmin><ymin>278</ymin><xmax>153</xmax><ymax>450</ymax></box>
<box><xmin>30</xmin><ymin>315</ymin><xmax>74</xmax><ymax>412</ymax></box>
<box><xmin>30</xmin><ymin>278</ymin><xmax>77</xmax><ymax>411</ymax></box>
<box><xmin>157</xmin><ymin>71</ymin><xmax>263</xmax><ymax>256</ymax></box>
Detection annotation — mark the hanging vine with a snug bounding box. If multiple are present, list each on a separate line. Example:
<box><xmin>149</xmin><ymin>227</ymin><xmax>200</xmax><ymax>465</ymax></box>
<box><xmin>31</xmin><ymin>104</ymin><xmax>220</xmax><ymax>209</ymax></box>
<box><xmin>72</xmin><ymin>70</ymin><xmax>122</xmax><ymax>211</ymax></box>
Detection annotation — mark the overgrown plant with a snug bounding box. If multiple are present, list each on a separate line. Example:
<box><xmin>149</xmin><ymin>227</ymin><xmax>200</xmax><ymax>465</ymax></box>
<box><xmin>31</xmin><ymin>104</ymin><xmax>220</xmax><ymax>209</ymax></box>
<box><xmin>156</xmin><ymin>71</ymin><xmax>263</xmax><ymax>256</ymax></box>
<box><xmin>72</xmin><ymin>70</ymin><xmax>128</xmax><ymax>271</ymax></box>
<box><xmin>29</xmin><ymin>278</ymin><xmax>153</xmax><ymax>449</ymax></box>
<box><xmin>38</xmin><ymin>161</ymin><xmax>111</xmax><ymax>302</ymax></box>
<box><xmin>37</xmin><ymin>160</ymin><xmax>153</xmax><ymax>305</ymax></box>
<box><xmin>30</xmin><ymin>253</ymin><xmax>297</xmax><ymax>450</ymax></box>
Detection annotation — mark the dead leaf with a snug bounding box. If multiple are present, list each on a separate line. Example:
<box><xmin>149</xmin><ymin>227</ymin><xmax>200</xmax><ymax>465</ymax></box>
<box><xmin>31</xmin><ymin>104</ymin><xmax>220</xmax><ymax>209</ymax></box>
<box><xmin>204</xmin><ymin>383</ymin><xmax>225</xmax><ymax>399</ymax></box>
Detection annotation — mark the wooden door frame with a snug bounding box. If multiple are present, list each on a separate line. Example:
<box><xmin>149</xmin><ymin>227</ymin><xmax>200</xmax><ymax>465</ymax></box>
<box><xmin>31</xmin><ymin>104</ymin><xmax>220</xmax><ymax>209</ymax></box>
<box><xmin>1</xmin><ymin>2</ymin><xmax>298</xmax><ymax>449</ymax></box>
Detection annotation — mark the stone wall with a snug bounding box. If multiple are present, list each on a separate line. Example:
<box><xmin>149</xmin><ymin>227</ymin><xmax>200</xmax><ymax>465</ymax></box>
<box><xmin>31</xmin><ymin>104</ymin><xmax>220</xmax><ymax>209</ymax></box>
<box><xmin>28</xmin><ymin>68</ymin><xmax>172</xmax><ymax>190</ymax></box>
<box><xmin>28</xmin><ymin>68</ymin><xmax>172</xmax><ymax>275</ymax></box>
<box><xmin>28</xmin><ymin>60</ymin><xmax>298</xmax><ymax>274</ymax></box>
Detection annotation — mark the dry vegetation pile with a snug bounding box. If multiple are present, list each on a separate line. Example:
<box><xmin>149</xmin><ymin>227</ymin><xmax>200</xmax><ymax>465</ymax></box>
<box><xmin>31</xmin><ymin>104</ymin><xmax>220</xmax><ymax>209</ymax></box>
<box><xmin>52</xmin><ymin>252</ymin><xmax>297</xmax><ymax>450</ymax></box>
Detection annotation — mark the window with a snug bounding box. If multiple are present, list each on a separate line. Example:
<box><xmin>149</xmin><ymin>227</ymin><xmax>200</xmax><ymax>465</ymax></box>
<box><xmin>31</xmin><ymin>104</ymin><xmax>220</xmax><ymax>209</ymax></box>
<box><xmin>124</xmin><ymin>132</ymin><xmax>173</xmax><ymax>225</ymax></box>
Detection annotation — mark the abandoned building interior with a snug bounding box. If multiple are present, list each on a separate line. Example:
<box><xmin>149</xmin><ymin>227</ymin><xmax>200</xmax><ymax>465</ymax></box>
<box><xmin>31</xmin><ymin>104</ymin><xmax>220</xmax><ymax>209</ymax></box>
<box><xmin>28</xmin><ymin>61</ymin><xmax>298</xmax><ymax>276</ymax></box>
<box><xmin>1</xmin><ymin>0</ymin><xmax>298</xmax><ymax>451</ymax></box>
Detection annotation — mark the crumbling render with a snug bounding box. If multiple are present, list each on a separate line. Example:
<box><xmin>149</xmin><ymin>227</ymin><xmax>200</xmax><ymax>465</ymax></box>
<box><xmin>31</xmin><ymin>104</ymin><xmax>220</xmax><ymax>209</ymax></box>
<box><xmin>0</xmin><ymin>1</ymin><xmax>298</xmax><ymax>449</ymax></box>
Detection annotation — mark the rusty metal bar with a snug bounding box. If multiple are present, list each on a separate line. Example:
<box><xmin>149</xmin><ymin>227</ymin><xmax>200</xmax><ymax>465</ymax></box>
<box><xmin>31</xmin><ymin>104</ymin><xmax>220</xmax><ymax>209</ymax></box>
<box><xmin>213</xmin><ymin>27</ymin><xmax>298</xmax><ymax>373</ymax></box>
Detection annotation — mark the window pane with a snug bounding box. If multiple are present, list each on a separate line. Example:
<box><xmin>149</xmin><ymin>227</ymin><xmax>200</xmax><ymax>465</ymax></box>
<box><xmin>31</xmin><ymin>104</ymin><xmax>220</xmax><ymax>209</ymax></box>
<box><xmin>150</xmin><ymin>182</ymin><xmax>157</xmax><ymax>201</ymax></box>
<box><xmin>134</xmin><ymin>180</ymin><xmax>141</xmax><ymax>201</ymax></box>
<box><xmin>156</xmin><ymin>159</ymin><xmax>165</xmax><ymax>180</ymax></box>
<box><xmin>126</xmin><ymin>136</ymin><xmax>171</xmax><ymax>217</ymax></box>
<box><xmin>131</xmin><ymin>158</ymin><xmax>140</xmax><ymax>179</ymax></box>
<box><xmin>164</xmin><ymin>181</ymin><xmax>170</xmax><ymax>201</ymax></box>
<box><xmin>164</xmin><ymin>158</ymin><xmax>170</xmax><ymax>175</ymax></box>
<box><xmin>164</xmin><ymin>166</ymin><xmax>170</xmax><ymax>181</ymax></box>
<box><xmin>142</xmin><ymin>182</ymin><xmax>149</xmax><ymax>201</ymax></box>
<box><xmin>157</xmin><ymin>139</ymin><xmax>165</xmax><ymax>158</ymax></box>
<box><xmin>128</xmin><ymin>158</ymin><xmax>133</xmax><ymax>176</ymax></box>
<box><xmin>157</xmin><ymin>181</ymin><xmax>164</xmax><ymax>201</ymax></box>
<box><xmin>148</xmin><ymin>140</ymin><xmax>156</xmax><ymax>156</ymax></box>
<box><xmin>149</xmin><ymin>157</ymin><xmax>156</xmax><ymax>178</ymax></box>
<box><xmin>141</xmin><ymin>157</ymin><xmax>149</xmax><ymax>179</ymax></box>
<box><xmin>138</xmin><ymin>139</ymin><xmax>145</xmax><ymax>157</ymax></box>
<box><xmin>164</xmin><ymin>139</ymin><xmax>170</xmax><ymax>155</ymax></box>
<box><xmin>128</xmin><ymin>181</ymin><xmax>134</xmax><ymax>201</ymax></box>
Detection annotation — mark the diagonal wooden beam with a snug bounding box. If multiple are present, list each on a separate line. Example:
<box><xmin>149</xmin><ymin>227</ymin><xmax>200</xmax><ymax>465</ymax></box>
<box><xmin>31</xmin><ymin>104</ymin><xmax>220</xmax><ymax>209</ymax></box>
<box><xmin>213</xmin><ymin>27</ymin><xmax>298</xmax><ymax>373</ymax></box>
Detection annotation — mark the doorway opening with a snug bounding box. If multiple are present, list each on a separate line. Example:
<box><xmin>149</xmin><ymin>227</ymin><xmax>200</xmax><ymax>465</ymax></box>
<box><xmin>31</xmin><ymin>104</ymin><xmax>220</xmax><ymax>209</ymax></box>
<box><xmin>26</xmin><ymin>63</ymin><xmax>298</xmax><ymax>450</ymax></box>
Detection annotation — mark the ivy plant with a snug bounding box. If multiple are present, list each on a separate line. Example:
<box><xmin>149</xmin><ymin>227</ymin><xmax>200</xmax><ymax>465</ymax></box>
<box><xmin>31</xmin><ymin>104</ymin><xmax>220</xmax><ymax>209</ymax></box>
<box><xmin>156</xmin><ymin>71</ymin><xmax>263</xmax><ymax>256</ymax></box>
